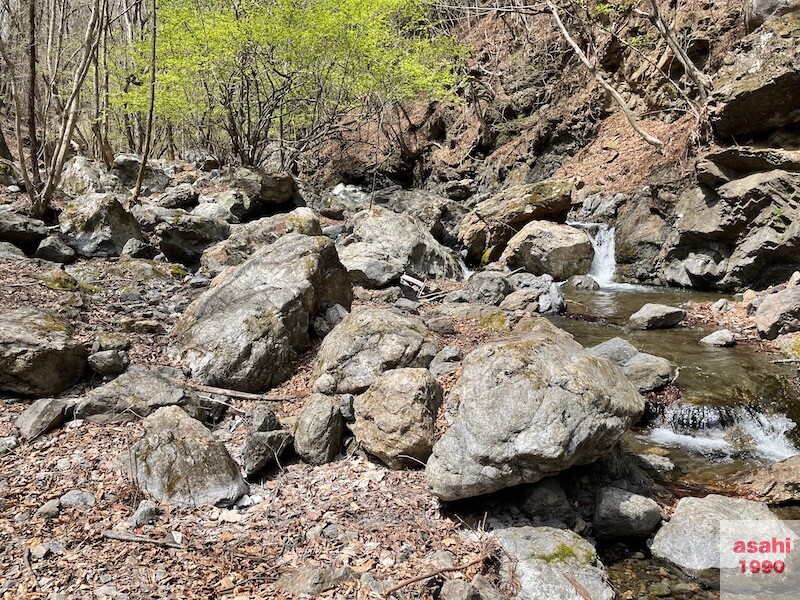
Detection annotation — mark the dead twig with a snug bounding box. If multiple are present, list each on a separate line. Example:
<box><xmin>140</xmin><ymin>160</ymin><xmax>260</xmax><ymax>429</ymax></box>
<box><xmin>101</xmin><ymin>529</ymin><xmax>185</xmax><ymax>549</ymax></box>
<box><xmin>22</xmin><ymin>544</ymin><xmax>39</xmax><ymax>591</ymax></box>
<box><xmin>564</xmin><ymin>573</ymin><xmax>593</xmax><ymax>600</ymax></box>
<box><xmin>381</xmin><ymin>555</ymin><xmax>489</xmax><ymax>597</ymax></box>
<box><xmin>183</xmin><ymin>381</ymin><xmax>303</xmax><ymax>402</ymax></box>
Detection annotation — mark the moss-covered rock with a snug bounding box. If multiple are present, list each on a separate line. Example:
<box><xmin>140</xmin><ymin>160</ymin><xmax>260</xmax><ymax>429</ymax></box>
<box><xmin>0</xmin><ymin>307</ymin><xmax>87</xmax><ymax>397</ymax></box>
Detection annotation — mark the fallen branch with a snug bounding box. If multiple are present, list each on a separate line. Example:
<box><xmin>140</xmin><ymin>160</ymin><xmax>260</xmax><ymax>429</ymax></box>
<box><xmin>771</xmin><ymin>359</ymin><xmax>800</xmax><ymax>365</ymax></box>
<box><xmin>101</xmin><ymin>529</ymin><xmax>185</xmax><ymax>549</ymax></box>
<box><xmin>381</xmin><ymin>555</ymin><xmax>488</xmax><ymax>597</ymax></box>
<box><xmin>184</xmin><ymin>382</ymin><xmax>303</xmax><ymax>402</ymax></box>
<box><xmin>547</xmin><ymin>0</ymin><xmax>664</xmax><ymax>150</ymax></box>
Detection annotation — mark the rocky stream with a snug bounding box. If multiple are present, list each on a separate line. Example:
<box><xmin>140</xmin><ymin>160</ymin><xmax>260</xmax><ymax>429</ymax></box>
<box><xmin>2</xmin><ymin>6</ymin><xmax>800</xmax><ymax>598</ymax></box>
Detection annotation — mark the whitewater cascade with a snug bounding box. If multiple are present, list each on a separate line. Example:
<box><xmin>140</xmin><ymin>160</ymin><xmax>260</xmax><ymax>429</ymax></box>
<box><xmin>568</xmin><ymin>222</ymin><xmax>617</xmax><ymax>286</ymax></box>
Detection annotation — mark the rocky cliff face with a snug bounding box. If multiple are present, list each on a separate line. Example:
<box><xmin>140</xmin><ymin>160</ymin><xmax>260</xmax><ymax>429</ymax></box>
<box><xmin>312</xmin><ymin>1</ymin><xmax>800</xmax><ymax>292</ymax></box>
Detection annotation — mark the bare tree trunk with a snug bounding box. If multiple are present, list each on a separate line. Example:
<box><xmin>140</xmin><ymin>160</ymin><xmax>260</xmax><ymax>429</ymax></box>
<box><xmin>546</xmin><ymin>0</ymin><xmax>664</xmax><ymax>150</ymax></box>
<box><xmin>27</xmin><ymin>0</ymin><xmax>41</xmax><ymax>187</ymax></box>
<box><xmin>131</xmin><ymin>0</ymin><xmax>156</xmax><ymax>206</ymax></box>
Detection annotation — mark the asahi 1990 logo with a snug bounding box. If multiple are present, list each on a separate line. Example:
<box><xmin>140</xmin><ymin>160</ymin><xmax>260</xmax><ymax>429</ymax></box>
<box><xmin>721</xmin><ymin>520</ymin><xmax>800</xmax><ymax>599</ymax></box>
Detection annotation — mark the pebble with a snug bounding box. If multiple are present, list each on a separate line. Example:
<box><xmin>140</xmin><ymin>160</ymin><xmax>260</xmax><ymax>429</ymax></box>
<box><xmin>36</xmin><ymin>499</ymin><xmax>61</xmax><ymax>518</ymax></box>
<box><xmin>129</xmin><ymin>500</ymin><xmax>159</xmax><ymax>527</ymax></box>
<box><xmin>647</xmin><ymin>581</ymin><xmax>671</xmax><ymax>597</ymax></box>
<box><xmin>0</xmin><ymin>436</ymin><xmax>19</xmax><ymax>454</ymax></box>
<box><xmin>218</xmin><ymin>509</ymin><xmax>244</xmax><ymax>523</ymax></box>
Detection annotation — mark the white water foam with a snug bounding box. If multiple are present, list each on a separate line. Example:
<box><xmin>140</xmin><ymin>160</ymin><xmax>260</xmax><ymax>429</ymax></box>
<box><xmin>457</xmin><ymin>257</ymin><xmax>475</xmax><ymax>281</ymax></box>
<box><xmin>568</xmin><ymin>221</ymin><xmax>627</xmax><ymax>289</ymax></box>
<box><xmin>646</xmin><ymin>408</ymin><xmax>798</xmax><ymax>463</ymax></box>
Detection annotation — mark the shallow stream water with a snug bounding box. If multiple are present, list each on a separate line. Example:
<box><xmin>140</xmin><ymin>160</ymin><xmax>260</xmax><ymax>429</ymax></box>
<box><xmin>546</xmin><ymin>227</ymin><xmax>800</xmax><ymax>597</ymax></box>
<box><xmin>554</xmin><ymin>284</ymin><xmax>800</xmax><ymax>486</ymax></box>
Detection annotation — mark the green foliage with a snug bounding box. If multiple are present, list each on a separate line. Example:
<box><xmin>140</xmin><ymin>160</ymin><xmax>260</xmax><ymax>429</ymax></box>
<box><xmin>110</xmin><ymin>0</ymin><xmax>466</xmax><ymax>165</ymax></box>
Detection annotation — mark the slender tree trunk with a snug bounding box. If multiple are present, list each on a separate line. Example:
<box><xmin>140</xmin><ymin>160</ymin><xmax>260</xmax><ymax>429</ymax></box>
<box><xmin>165</xmin><ymin>121</ymin><xmax>175</xmax><ymax>161</ymax></box>
<box><xmin>27</xmin><ymin>0</ymin><xmax>41</xmax><ymax>187</ymax></box>
<box><xmin>131</xmin><ymin>0</ymin><xmax>156</xmax><ymax>206</ymax></box>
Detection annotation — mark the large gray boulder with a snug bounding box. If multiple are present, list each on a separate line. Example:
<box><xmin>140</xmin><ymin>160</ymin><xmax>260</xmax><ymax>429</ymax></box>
<box><xmin>0</xmin><ymin>207</ymin><xmax>47</xmax><ymax>248</ymax></box>
<box><xmin>212</xmin><ymin>167</ymin><xmax>296</xmax><ymax>218</ymax></box>
<box><xmin>501</xmin><ymin>221</ymin><xmax>593</xmax><ymax>281</ymax></box>
<box><xmin>462</xmin><ymin>271</ymin><xmax>513</xmax><ymax>306</ymax></box>
<box><xmin>661</xmin><ymin>171</ymin><xmax>800</xmax><ymax>290</ymax></box>
<box><xmin>425</xmin><ymin>318</ymin><xmax>643</xmax><ymax>501</ymax></box>
<box><xmin>172</xmin><ymin>234</ymin><xmax>352</xmax><ymax>392</ymax></box>
<box><xmin>312</xmin><ymin>308</ymin><xmax>438</xmax><ymax>395</ymax></box>
<box><xmin>590</xmin><ymin>337</ymin><xmax>674</xmax><ymax>393</ymax></box>
<box><xmin>352</xmin><ymin>368</ymin><xmax>442</xmax><ymax>469</ymax></box>
<box><xmin>73</xmin><ymin>366</ymin><xmax>211</xmax><ymax>424</ymax></box>
<box><xmin>158</xmin><ymin>183</ymin><xmax>199</xmax><ymax>209</ymax></box>
<box><xmin>494</xmin><ymin>526</ymin><xmax>614</xmax><ymax>600</ymax></box>
<box><xmin>155</xmin><ymin>213</ymin><xmax>230</xmax><ymax>263</ymax></box>
<box><xmin>0</xmin><ymin>308</ymin><xmax>86</xmax><ymax>397</ymax></box>
<box><xmin>755</xmin><ymin>285</ymin><xmax>800</xmax><ymax>339</ymax></box>
<box><xmin>294</xmin><ymin>394</ymin><xmax>343</xmax><ymax>465</ymax></box>
<box><xmin>628</xmin><ymin>304</ymin><xmax>685</xmax><ymax>329</ymax></box>
<box><xmin>60</xmin><ymin>156</ymin><xmax>104</xmax><ymax>196</ymax></box>
<box><xmin>384</xmin><ymin>189</ymin><xmax>469</xmax><ymax>247</ymax></box>
<box><xmin>111</xmin><ymin>154</ymin><xmax>170</xmax><ymax>192</ymax></box>
<box><xmin>337</xmin><ymin>207</ymin><xmax>461</xmax><ymax>288</ymax></box>
<box><xmin>59</xmin><ymin>193</ymin><xmax>143</xmax><ymax>257</ymax></box>
<box><xmin>711</xmin><ymin>13</ymin><xmax>800</xmax><ymax>139</ymax></box>
<box><xmin>593</xmin><ymin>486</ymin><xmax>662</xmax><ymax>539</ymax></box>
<box><xmin>129</xmin><ymin>406</ymin><xmax>248</xmax><ymax>507</ymax></box>
<box><xmin>458</xmin><ymin>179</ymin><xmax>573</xmax><ymax>263</ymax></box>
<box><xmin>745</xmin><ymin>0</ymin><xmax>800</xmax><ymax>31</ymax></box>
<box><xmin>0</xmin><ymin>158</ymin><xmax>19</xmax><ymax>186</ymax></box>
<box><xmin>200</xmin><ymin>208</ymin><xmax>321</xmax><ymax>276</ymax></box>
<box><xmin>651</xmin><ymin>494</ymin><xmax>779</xmax><ymax>583</ymax></box>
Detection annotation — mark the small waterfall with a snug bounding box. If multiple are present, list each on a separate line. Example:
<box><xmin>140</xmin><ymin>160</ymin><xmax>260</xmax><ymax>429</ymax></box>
<box><xmin>647</xmin><ymin>403</ymin><xmax>799</xmax><ymax>462</ymax></box>
<box><xmin>588</xmin><ymin>225</ymin><xmax>616</xmax><ymax>285</ymax></box>
<box><xmin>457</xmin><ymin>257</ymin><xmax>474</xmax><ymax>281</ymax></box>
<box><xmin>567</xmin><ymin>222</ymin><xmax>616</xmax><ymax>286</ymax></box>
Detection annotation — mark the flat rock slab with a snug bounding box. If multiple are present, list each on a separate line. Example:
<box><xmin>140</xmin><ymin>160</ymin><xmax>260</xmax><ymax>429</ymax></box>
<box><xmin>737</xmin><ymin>455</ymin><xmax>800</xmax><ymax>503</ymax></box>
<box><xmin>73</xmin><ymin>366</ymin><xmax>209</xmax><ymax>424</ymax></box>
<box><xmin>628</xmin><ymin>303</ymin><xmax>686</xmax><ymax>329</ymax></box>
<box><xmin>15</xmin><ymin>398</ymin><xmax>68</xmax><ymax>440</ymax></box>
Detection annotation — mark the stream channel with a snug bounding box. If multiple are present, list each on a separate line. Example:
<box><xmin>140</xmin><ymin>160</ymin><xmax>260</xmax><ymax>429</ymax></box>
<box><xmin>550</xmin><ymin>224</ymin><xmax>800</xmax><ymax>597</ymax></box>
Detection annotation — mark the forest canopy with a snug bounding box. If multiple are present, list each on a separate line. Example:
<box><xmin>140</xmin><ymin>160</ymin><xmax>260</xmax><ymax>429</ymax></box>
<box><xmin>109</xmin><ymin>0</ymin><xmax>465</xmax><ymax>167</ymax></box>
